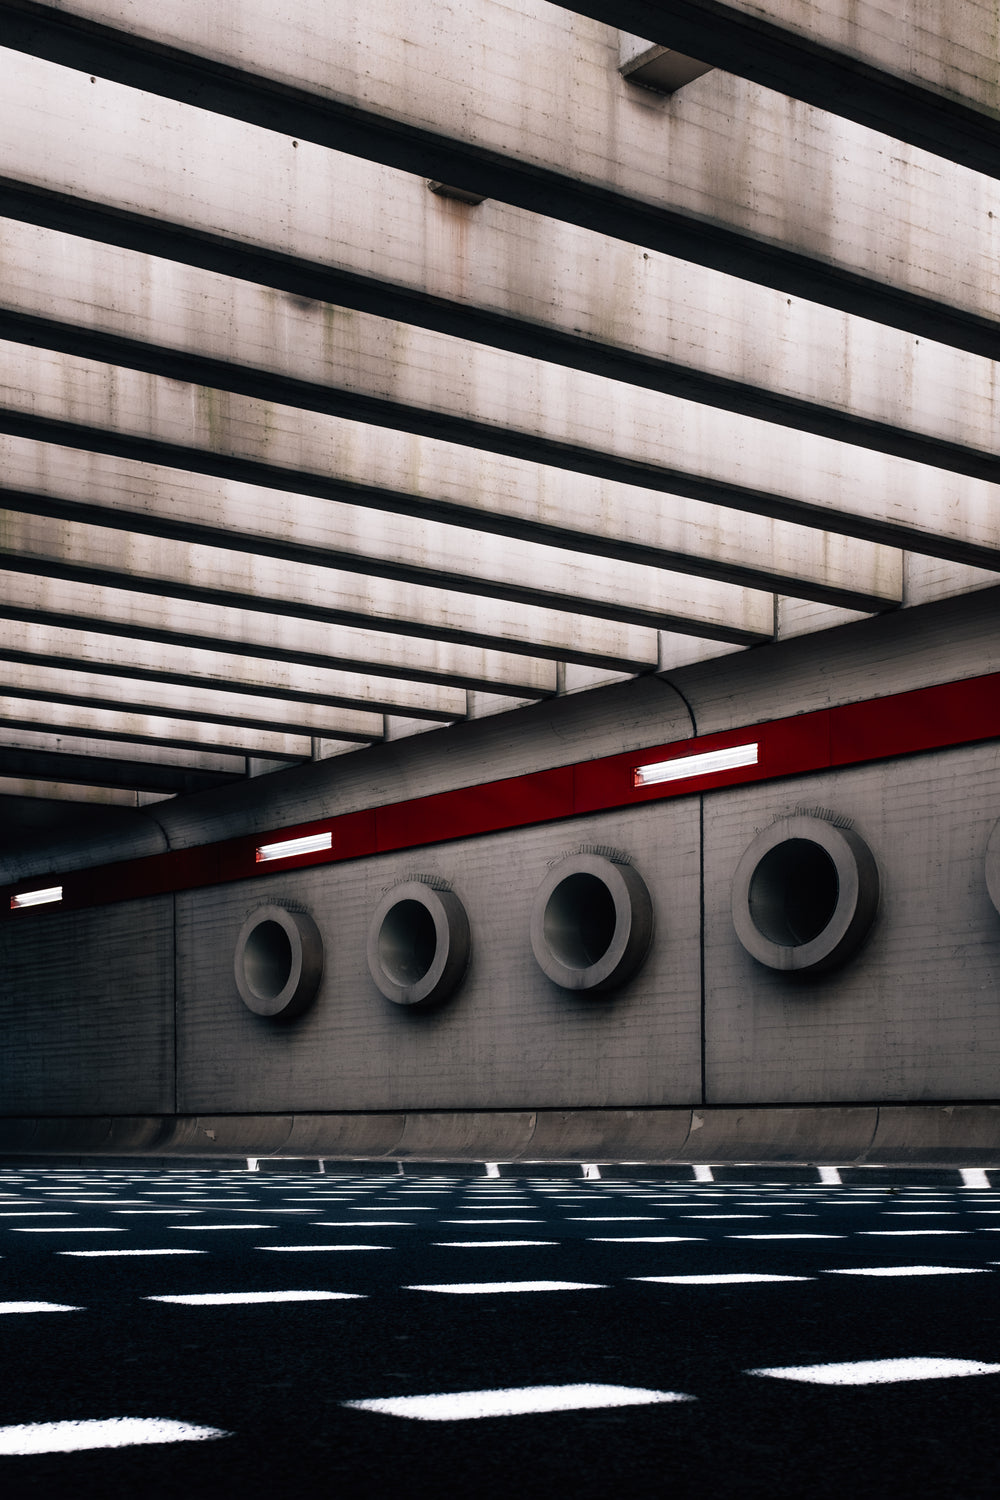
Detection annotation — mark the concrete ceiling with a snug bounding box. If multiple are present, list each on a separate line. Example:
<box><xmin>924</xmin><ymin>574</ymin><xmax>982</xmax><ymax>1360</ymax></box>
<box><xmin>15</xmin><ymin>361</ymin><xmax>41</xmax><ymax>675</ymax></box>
<box><xmin>0</xmin><ymin>0</ymin><xmax>997</xmax><ymax>836</ymax></box>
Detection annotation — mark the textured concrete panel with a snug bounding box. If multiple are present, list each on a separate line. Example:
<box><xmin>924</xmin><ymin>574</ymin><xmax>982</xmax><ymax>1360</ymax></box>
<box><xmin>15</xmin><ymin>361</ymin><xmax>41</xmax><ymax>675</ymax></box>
<box><xmin>175</xmin><ymin>803</ymin><xmax>702</xmax><ymax>1114</ymax></box>
<box><xmin>703</xmin><ymin>744</ymin><xmax>1000</xmax><ymax>1102</ymax></box>
<box><xmin>10</xmin><ymin>3</ymin><xmax>997</xmax><ymax>325</ymax></box>
<box><xmin>0</xmin><ymin>897</ymin><xmax>174</xmax><ymax>1113</ymax></box>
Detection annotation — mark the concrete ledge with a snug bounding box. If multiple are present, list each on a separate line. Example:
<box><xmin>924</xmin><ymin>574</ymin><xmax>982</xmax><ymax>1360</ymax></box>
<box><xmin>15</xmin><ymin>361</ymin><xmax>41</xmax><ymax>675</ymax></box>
<box><xmin>0</xmin><ymin>1106</ymin><xmax>996</xmax><ymax>1167</ymax></box>
<box><xmin>525</xmin><ymin>1109</ymin><xmax>692</xmax><ymax>1160</ymax></box>
<box><xmin>395</xmin><ymin>1111</ymin><xmax>536</xmax><ymax>1160</ymax></box>
<box><xmin>681</xmin><ymin>1107</ymin><xmax>880</xmax><ymax>1163</ymax></box>
<box><xmin>867</xmin><ymin>1105</ymin><xmax>1000</xmax><ymax>1164</ymax></box>
<box><xmin>282</xmin><ymin>1113</ymin><xmax>407</xmax><ymax>1158</ymax></box>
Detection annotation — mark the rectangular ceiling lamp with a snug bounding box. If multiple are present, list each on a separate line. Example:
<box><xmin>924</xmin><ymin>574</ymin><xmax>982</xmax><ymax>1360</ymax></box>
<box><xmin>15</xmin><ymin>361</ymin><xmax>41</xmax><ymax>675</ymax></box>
<box><xmin>255</xmin><ymin>832</ymin><xmax>333</xmax><ymax>864</ymax></box>
<box><xmin>633</xmin><ymin>742</ymin><xmax>759</xmax><ymax>788</ymax></box>
<box><xmin>10</xmin><ymin>885</ymin><xmax>63</xmax><ymax>910</ymax></box>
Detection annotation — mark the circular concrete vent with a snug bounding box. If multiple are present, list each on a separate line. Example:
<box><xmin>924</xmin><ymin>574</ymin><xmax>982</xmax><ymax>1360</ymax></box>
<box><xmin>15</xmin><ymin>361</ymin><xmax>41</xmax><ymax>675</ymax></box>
<box><xmin>530</xmin><ymin>852</ymin><xmax>653</xmax><ymax>992</ymax></box>
<box><xmin>367</xmin><ymin>880</ymin><xmax>471</xmax><ymax>1007</ymax></box>
<box><xmin>233</xmin><ymin>905</ymin><xmax>323</xmax><ymax>1019</ymax></box>
<box><xmin>731</xmin><ymin>815</ymin><xmax>880</xmax><ymax>974</ymax></box>
<box><xmin>986</xmin><ymin>818</ymin><xmax>1000</xmax><ymax>918</ymax></box>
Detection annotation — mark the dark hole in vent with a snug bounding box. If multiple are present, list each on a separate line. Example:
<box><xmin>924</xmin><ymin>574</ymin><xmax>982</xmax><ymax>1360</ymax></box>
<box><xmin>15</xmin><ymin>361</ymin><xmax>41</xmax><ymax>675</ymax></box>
<box><xmin>379</xmin><ymin>899</ymin><xmax>437</xmax><ymax>985</ymax></box>
<box><xmin>748</xmin><ymin>839</ymin><xmax>840</xmax><ymax>947</ymax></box>
<box><xmin>544</xmin><ymin>872</ymin><xmax>617</xmax><ymax>969</ymax></box>
<box><xmin>244</xmin><ymin>920</ymin><xmax>293</xmax><ymax>999</ymax></box>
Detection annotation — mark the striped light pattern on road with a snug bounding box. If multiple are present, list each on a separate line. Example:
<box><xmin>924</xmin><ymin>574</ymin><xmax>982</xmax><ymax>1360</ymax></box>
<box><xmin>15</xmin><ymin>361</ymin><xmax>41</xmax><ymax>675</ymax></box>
<box><xmin>169</xmin><ymin>1224</ymin><xmax>272</xmax><ymax>1230</ymax></box>
<box><xmin>0</xmin><ymin>1418</ymin><xmax>229</xmax><ymax>1454</ymax></box>
<box><xmin>633</xmin><ymin>1274</ymin><xmax>812</xmax><ymax>1285</ymax></box>
<box><xmin>0</xmin><ymin>1301</ymin><xmax>82</xmax><ymax>1313</ymax></box>
<box><xmin>749</xmin><ymin>1358</ymin><xmax>1000</xmax><ymax>1385</ymax></box>
<box><xmin>343</xmin><ymin>1383</ymin><xmax>695</xmax><ymax>1420</ymax></box>
<box><xmin>824</xmin><ymin>1266</ymin><xmax>989</xmax><ymax>1277</ymax></box>
<box><xmin>59</xmin><ymin>1249</ymin><xmax>207</xmax><ymax>1257</ymax></box>
<box><xmin>589</xmin><ymin>1236</ymin><xmax>704</xmax><ymax>1244</ymax></box>
<box><xmin>146</xmin><ymin>1291</ymin><xmax>365</xmax><ymax>1305</ymax></box>
<box><xmin>731</xmin><ymin>1234</ymin><xmax>844</xmax><ymax>1240</ymax></box>
<box><xmin>258</xmin><ymin>1244</ymin><xmax>390</xmax><ymax>1252</ymax></box>
<box><xmin>406</xmin><ymin>1282</ymin><xmax>605</xmax><ymax>1294</ymax></box>
<box><xmin>433</xmin><ymin>1240</ymin><xmax>556</xmax><ymax>1248</ymax></box>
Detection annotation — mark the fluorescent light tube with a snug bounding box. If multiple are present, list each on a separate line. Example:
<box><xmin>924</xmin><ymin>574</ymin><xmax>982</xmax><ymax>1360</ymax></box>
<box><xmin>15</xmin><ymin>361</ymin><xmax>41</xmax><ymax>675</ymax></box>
<box><xmin>255</xmin><ymin>832</ymin><xmax>332</xmax><ymax>863</ymax></box>
<box><xmin>10</xmin><ymin>886</ymin><xmax>63</xmax><ymax>910</ymax></box>
<box><xmin>634</xmin><ymin>742</ymin><xmax>759</xmax><ymax>788</ymax></box>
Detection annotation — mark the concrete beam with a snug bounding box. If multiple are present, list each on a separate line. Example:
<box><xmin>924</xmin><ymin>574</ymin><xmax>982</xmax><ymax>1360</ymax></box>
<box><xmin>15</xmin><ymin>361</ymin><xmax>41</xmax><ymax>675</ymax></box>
<box><xmin>0</xmin><ymin>617</ymin><xmax>468</xmax><ymax>722</ymax></box>
<box><xmin>2</xmin><ymin>9</ymin><xmax>998</xmax><ymax>351</ymax></box>
<box><xmin>0</xmin><ymin>725</ymin><xmax>245</xmax><ymax>773</ymax></box>
<box><xmin>0</xmin><ymin>743</ymin><xmax>242</xmax><ymax>795</ymax></box>
<box><xmin>0</xmin><ymin>440</ymin><xmax>778</xmax><ymax>638</ymax></box>
<box><xmin>0</xmin><ymin>351</ymin><xmax>911</xmax><ymax>603</ymax></box>
<box><xmin>6</xmin><ymin>209</ymin><xmax>997</xmax><ymax>489</ymax></box>
<box><xmin>0</xmin><ymin>775</ymin><xmax>170</xmax><ymax>806</ymax></box>
<box><xmin>0</xmin><ymin>695</ymin><xmax>317</xmax><ymax>761</ymax></box>
<box><xmin>0</xmin><ymin>571</ymin><xmax>559</xmax><ymax>698</ymax></box>
<box><xmin>0</xmin><ymin>659</ymin><xmax>385</xmax><ymax>740</ymax></box>
<box><xmin>0</xmin><ymin>512</ymin><xmax>677</xmax><ymax>672</ymax></box>
<box><xmin>559</xmin><ymin>1</ymin><xmax>1000</xmax><ymax>166</ymax></box>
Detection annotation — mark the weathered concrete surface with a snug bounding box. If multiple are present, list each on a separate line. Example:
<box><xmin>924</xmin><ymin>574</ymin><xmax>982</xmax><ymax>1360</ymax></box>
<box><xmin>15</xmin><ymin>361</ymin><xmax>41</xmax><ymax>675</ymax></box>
<box><xmin>0</xmin><ymin>615</ymin><xmax>464</xmax><ymax>720</ymax></box>
<box><xmin>0</xmin><ymin>569</ymin><xmax>559</xmax><ymax>697</ymax></box>
<box><xmin>0</xmin><ymin>657</ymin><xmax>384</xmax><ymax>740</ymax></box>
<box><xmin>172</xmin><ymin>800</ymin><xmax>703</xmax><ymax>1114</ymax></box>
<box><xmin>0</xmin><ymin>775</ymin><xmax>170</xmax><ymax>804</ymax></box>
<box><xmin>0</xmin><ymin>896</ymin><xmax>174</xmax><ymax>1113</ymax></box>
<box><xmin>5</xmin><ymin>5</ymin><xmax>998</xmax><ymax>326</ymax></box>
<box><xmin>588</xmin><ymin>1</ymin><xmax>1000</xmax><ymax>118</ymax></box>
<box><xmin>0</xmin><ymin>434</ymin><xmax>893</xmax><ymax>617</ymax></box>
<box><xmin>0</xmin><ymin>338</ymin><xmax>986</xmax><ymax>575</ymax></box>
<box><xmin>0</xmin><ymin>726</ymin><xmax>244</xmax><ymax>774</ymax></box>
<box><xmin>0</xmin><ymin>694</ymin><xmax>316</xmax><ymax>760</ymax></box>
<box><xmin>0</xmin><ymin>619</ymin><xmax>468</xmax><ymax>722</ymax></box>
<box><xmin>0</xmin><ymin>509</ymin><xmax>665</xmax><ymax>668</ymax></box>
<box><xmin>0</xmin><ymin>1106</ymin><xmax>997</xmax><ymax>1165</ymax></box>
<box><xmin>5</xmin><ymin>215</ymin><xmax>998</xmax><ymax>483</ymax></box>
<box><xmin>0</xmin><ymin>441</ymin><xmax>781</xmax><ymax>637</ymax></box>
<box><xmin>702</xmin><ymin>743</ymin><xmax>1000</xmax><ymax>1103</ymax></box>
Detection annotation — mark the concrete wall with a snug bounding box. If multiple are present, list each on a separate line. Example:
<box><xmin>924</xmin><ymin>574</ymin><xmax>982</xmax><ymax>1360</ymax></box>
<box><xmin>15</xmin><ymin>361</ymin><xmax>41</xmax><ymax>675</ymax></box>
<box><xmin>2</xmin><ymin>590</ymin><xmax>999</xmax><ymax>1132</ymax></box>
<box><xmin>0</xmin><ymin>896</ymin><xmax>173</xmax><ymax>1114</ymax></box>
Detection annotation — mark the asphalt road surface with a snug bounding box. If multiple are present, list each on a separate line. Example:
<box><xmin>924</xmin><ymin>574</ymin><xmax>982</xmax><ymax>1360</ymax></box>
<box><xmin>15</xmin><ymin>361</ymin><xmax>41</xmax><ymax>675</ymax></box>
<box><xmin>1</xmin><ymin>1167</ymin><xmax>999</xmax><ymax>1499</ymax></box>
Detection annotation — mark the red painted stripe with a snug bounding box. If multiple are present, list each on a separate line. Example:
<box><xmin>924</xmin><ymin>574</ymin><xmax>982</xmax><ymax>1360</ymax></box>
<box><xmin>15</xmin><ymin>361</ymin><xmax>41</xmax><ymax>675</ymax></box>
<box><xmin>5</xmin><ymin>671</ymin><xmax>999</xmax><ymax>918</ymax></box>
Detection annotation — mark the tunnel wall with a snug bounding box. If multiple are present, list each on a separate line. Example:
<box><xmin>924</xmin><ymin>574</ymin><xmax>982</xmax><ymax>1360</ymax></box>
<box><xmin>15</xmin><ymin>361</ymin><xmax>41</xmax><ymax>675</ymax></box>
<box><xmin>2</xmin><ymin>593</ymin><xmax>999</xmax><ymax>1156</ymax></box>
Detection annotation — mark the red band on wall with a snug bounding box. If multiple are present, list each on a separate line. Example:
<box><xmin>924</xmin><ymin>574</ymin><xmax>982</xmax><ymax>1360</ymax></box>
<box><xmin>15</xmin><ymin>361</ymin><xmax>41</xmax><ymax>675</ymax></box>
<box><xmin>5</xmin><ymin>672</ymin><xmax>1000</xmax><ymax>918</ymax></box>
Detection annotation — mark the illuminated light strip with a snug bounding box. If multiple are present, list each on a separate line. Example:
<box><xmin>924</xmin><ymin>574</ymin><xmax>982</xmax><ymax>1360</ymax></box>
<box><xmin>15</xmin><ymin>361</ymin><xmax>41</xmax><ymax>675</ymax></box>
<box><xmin>10</xmin><ymin>885</ymin><xmax>62</xmax><ymax>910</ymax></box>
<box><xmin>342</xmin><ymin>1383</ymin><xmax>695</xmax><ymax>1420</ymax></box>
<box><xmin>748</xmin><ymin>1358</ymin><xmax>1000</xmax><ymax>1385</ymax></box>
<box><xmin>0</xmin><ymin>1418</ymin><xmax>229</xmax><ymax>1455</ymax></box>
<box><xmin>633</xmin><ymin>741</ymin><xmax>758</xmax><ymax>788</ymax></box>
<box><xmin>255</xmin><ymin>831</ymin><xmax>332</xmax><ymax>863</ymax></box>
<box><xmin>146</xmin><ymin>1291</ymin><xmax>365</xmax><ymax>1305</ymax></box>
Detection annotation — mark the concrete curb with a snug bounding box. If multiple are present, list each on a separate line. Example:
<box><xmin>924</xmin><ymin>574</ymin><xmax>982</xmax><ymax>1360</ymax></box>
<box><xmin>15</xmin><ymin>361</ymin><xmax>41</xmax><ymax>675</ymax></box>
<box><xmin>1</xmin><ymin>1106</ymin><xmax>998</xmax><ymax>1172</ymax></box>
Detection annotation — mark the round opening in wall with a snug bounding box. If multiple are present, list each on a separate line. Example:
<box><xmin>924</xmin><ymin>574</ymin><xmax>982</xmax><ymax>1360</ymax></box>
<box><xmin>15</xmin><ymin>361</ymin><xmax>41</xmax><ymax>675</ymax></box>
<box><xmin>243</xmin><ymin>919</ymin><xmax>294</xmax><ymax>999</ymax></box>
<box><xmin>367</xmin><ymin>880</ymin><xmax>471</xmax><ymax>1007</ymax></box>
<box><xmin>233</xmin><ymin>905</ymin><xmax>323</xmax><ymax>1019</ymax></box>
<box><xmin>748</xmin><ymin>840</ymin><xmax>839</xmax><ymax>947</ymax></box>
<box><xmin>986</xmin><ymin>818</ymin><xmax>1000</xmax><ymax>919</ymax></box>
<box><xmin>732</xmin><ymin>815</ymin><xmax>879</xmax><ymax>975</ymax></box>
<box><xmin>530</xmin><ymin>852</ymin><xmax>653</xmax><ymax>993</ymax></box>
<box><xmin>378</xmin><ymin>899</ymin><xmax>438</xmax><ymax>986</ymax></box>
<box><xmin>543</xmin><ymin>872</ymin><xmax>618</xmax><ymax>969</ymax></box>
